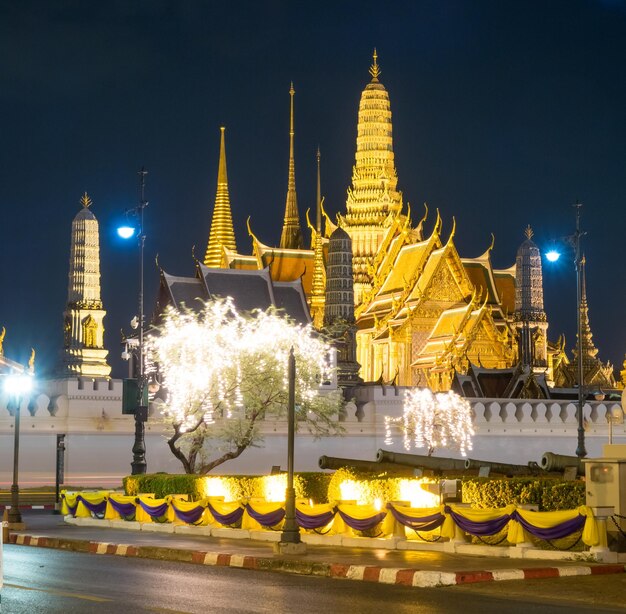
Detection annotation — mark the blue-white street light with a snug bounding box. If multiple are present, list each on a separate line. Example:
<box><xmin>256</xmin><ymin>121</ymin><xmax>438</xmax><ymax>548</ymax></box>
<box><xmin>545</xmin><ymin>250</ymin><xmax>561</xmax><ymax>263</ymax></box>
<box><xmin>117</xmin><ymin>225</ymin><xmax>136</xmax><ymax>240</ymax></box>
<box><xmin>545</xmin><ymin>202</ymin><xmax>587</xmax><ymax>458</ymax></box>
<box><xmin>3</xmin><ymin>372</ymin><xmax>34</xmax><ymax>526</ymax></box>
<box><xmin>118</xmin><ymin>168</ymin><xmax>149</xmax><ymax>475</ymax></box>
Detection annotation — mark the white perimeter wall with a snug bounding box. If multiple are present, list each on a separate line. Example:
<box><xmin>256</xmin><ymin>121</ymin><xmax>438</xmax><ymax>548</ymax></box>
<box><xmin>0</xmin><ymin>379</ymin><xmax>623</xmax><ymax>488</ymax></box>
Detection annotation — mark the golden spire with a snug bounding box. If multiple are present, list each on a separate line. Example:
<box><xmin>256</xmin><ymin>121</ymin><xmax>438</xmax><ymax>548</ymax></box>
<box><xmin>342</xmin><ymin>49</ymin><xmax>401</xmax><ymax>301</ymax></box>
<box><xmin>204</xmin><ymin>127</ymin><xmax>238</xmax><ymax>267</ymax></box>
<box><xmin>279</xmin><ymin>82</ymin><xmax>303</xmax><ymax>249</ymax></box>
<box><xmin>316</xmin><ymin>146</ymin><xmax>322</xmax><ymax>233</ymax></box>
<box><xmin>80</xmin><ymin>192</ymin><xmax>92</xmax><ymax>208</ymax></box>
<box><xmin>311</xmin><ymin>147</ymin><xmax>326</xmax><ymax>328</ymax></box>
<box><xmin>524</xmin><ymin>225</ymin><xmax>534</xmax><ymax>240</ymax></box>
<box><xmin>369</xmin><ymin>47</ymin><xmax>381</xmax><ymax>81</ymax></box>
<box><xmin>573</xmin><ymin>254</ymin><xmax>599</xmax><ymax>364</ymax></box>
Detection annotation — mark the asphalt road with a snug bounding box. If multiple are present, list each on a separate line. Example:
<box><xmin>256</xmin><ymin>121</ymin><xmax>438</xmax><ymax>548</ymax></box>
<box><xmin>2</xmin><ymin>546</ymin><xmax>625</xmax><ymax>614</ymax></box>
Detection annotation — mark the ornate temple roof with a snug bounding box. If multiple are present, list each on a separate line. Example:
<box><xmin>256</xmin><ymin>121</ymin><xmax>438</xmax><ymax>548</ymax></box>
<box><xmin>158</xmin><ymin>262</ymin><xmax>311</xmax><ymax>325</ymax></box>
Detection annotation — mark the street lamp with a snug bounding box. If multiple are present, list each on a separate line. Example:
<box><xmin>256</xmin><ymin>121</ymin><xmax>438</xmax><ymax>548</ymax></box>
<box><xmin>3</xmin><ymin>372</ymin><xmax>33</xmax><ymax>526</ymax></box>
<box><xmin>280</xmin><ymin>347</ymin><xmax>302</xmax><ymax>547</ymax></box>
<box><xmin>118</xmin><ymin>167</ymin><xmax>149</xmax><ymax>475</ymax></box>
<box><xmin>545</xmin><ymin>202</ymin><xmax>587</xmax><ymax>458</ymax></box>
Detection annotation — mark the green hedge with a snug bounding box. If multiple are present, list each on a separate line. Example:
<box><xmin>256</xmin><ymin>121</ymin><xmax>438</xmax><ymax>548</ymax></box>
<box><xmin>123</xmin><ymin>472</ymin><xmax>585</xmax><ymax>511</ymax></box>
<box><xmin>124</xmin><ymin>472</ymin><xmax>333</xmax><ymax>503</ymax></box>
<box><xmin>461</xmin><ymin>478</ymin><xmax>585</xmax><ymax>511</ymax></box>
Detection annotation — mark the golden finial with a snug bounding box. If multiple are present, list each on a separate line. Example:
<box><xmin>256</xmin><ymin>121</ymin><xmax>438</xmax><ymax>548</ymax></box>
<box><xmin>488</xmin><ymin>232</ymin><xmax>495</xmax><ymax>252</ymax></box>
<box><xmin>524</xmin><ymin>225</ymin><xmax>534</xmax><ymax>240</ymax></box>
<box><xmin>0</xmin><ymin>326</ymin><xmax>5</xmax><ymax>356</ymax></box>
<box><xmin>80</xmin><ymin>192</ymin><xmax>92</xmax><ymax>208</ymax></box>
<box><xmin>369</xmin><ymin>48</ymin><xmax>381</xmax><ymax>81</ymax></box>
<box><xmin>28</xmin><ymin>348</ymin><xmax>35</xmax><ymax>373</ymax></box>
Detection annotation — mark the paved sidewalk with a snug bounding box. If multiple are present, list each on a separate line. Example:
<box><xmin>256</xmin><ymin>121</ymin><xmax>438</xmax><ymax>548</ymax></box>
<box><xmin>7</xmin><ymin>511</ymin><xmax>626</xmax><ymax>588</ymax></box>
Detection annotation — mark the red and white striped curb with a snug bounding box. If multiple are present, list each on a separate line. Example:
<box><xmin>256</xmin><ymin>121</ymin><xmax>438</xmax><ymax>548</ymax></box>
<box><xmin>9</xmin><ymin>534</ymin><xmax>626</xmax><ymax>587</ymax></box>
<box><xmin>1</xmin><ymin>504</ymin><xmax>55</xmax><ymax>510</ymax></box>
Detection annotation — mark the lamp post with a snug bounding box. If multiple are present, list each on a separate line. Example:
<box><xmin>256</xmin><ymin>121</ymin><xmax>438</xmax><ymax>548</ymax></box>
<box><xmin>118</xmin><ymin>167</ymin><xmax>149</xmax><ymax>475</ymax></box>
<box><xmin>545</xmin><ymin>202</ymin><xmax>587</xmax><ymax>458</ymax></box>
<box><xmin>280</xmin><ymin>347</ymin><xmax>301</xmax><ymax>545</ymax></box>
<box><xmin>3</xmin><ymin>372</ymin><xmax>33</xmax><ymax>526</ymax></box>
<box><xmin>573</xmin><ymin>202</ymin><xmax>587</xmax><ymax>458</ymax></box>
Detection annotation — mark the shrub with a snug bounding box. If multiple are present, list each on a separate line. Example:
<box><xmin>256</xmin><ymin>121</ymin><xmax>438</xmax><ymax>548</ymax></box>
<box><xmin>461</xmin><ymin>478</ymin><xmax>584</xmax><ymax>511</ymax></box>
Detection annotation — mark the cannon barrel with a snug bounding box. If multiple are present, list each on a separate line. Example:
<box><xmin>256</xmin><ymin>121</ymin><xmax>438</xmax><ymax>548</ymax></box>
<box><xmin>376</xmin><ymin>449</ymin><xmax>467</xmax><ymax>471</ymax></box>
<box><xmin>463</xmin><ymin>458</ymin><xmax>534</xmax><ymax>475</ymax></box>
<box><xmin>318</xmin><ymin>455</ymin><xmax>414</xmax><ymax>475</ymax></box>
<box><xmin>540</xmin><ymin>452</ymin><xmax>584</xmax><ymax>475</ymax></box>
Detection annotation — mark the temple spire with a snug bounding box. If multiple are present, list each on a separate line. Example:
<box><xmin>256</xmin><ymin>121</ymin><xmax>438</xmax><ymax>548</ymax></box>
<box><xmin>369</xmin><ymin>47</ymin><xmax>381</xmax><ymax>82</ymax></box>
<box><xmin>573</xmin><ymin>255</ymin><xmax>599</xmax><ymax>364</ymax></box>
<box><xmin>279</xmin><ymin>83</ymin><xmax>303</xmax><ymax>249</ymax></box>
<box><xmin>62</xmin><ymin>193</ymin><xmax>111</xmax><ymax>378</ymax></box>
<box><xmin>204</xmin><ymin>127</ymin><xmax>237</xmax><ymax>267</ymax></box>
<box><xmin>311</xmin><ymin>147</ymin><xmax>326</xmax><ymax>328</ymax></box>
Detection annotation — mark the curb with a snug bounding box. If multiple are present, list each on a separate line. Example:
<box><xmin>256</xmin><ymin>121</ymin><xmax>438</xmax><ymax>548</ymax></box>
<box><xmin>0</xmin><ymin>505</ymin><xmax>55</xmax><ymax>511</ymax></box>
<box><xmin>9</xmin><ymin>533</ymin><xmax>626</xmax><ymax>588</ymax></box>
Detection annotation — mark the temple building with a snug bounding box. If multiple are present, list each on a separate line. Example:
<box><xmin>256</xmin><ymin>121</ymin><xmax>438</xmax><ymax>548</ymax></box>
<box><xmin>189</xmin><ymin>51</ymin><xmax>618</xmax><ymax>394</ymax></box>
<box><xmin>61</xmin><ymin>193</ymin><xmax>111</xmax><ymax>378</ymax></box>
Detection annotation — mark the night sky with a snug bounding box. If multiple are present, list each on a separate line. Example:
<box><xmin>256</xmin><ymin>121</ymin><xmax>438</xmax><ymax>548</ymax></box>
<box><xmin>1</xmin><ymin>0</ymin><xmax>625</xmax><ymax>380</ymax></box>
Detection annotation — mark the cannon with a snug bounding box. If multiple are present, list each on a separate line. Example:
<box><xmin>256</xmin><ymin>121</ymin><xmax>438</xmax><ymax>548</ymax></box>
<box><xmin>375</xmin><ymin>449</ymin><xmax>467</xmax><ymax>472</ymax></box>
<box><xmin>463</xmin><ymin>458</ymin><xmax>537</xmax><ymax>476</ymax></box>
<box><xmin>540</xmin><ymin>452</ymin><xmax>584</xmax><ymax>476</ymax></box>
<box><xmin>318</xmin><ymin>455</ymin><xmax>414</xmax><ymax>475</ymax></box>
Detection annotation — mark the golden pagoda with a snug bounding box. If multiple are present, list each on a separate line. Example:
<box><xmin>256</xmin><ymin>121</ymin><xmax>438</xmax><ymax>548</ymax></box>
<box><xmin>204</xmin><ymin>127</ymin><xmax>237</xmax><ymax>267</ymax></box>
<box><xmin>200</xmin><ymin>50</ymin><xmax>620</xmax><ymax>393</ymax></box>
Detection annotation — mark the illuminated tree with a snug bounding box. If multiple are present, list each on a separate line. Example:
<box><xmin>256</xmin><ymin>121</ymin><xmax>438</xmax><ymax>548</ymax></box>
<box><xmin>146</xmin><ymin>299</ymin><xmax>343</xmax><ymax>473</ymax></box>
<box><xmin>384</xmin><ymin>388</ymin><xmax>474</xmax><ymax>456</ymax></box>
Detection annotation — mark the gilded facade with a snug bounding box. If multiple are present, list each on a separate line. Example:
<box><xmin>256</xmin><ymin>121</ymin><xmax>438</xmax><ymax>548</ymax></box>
<box><xmin>201</xmin><ymin>51</ymin><xmax>619</xmax><ymax>393</ymax></box>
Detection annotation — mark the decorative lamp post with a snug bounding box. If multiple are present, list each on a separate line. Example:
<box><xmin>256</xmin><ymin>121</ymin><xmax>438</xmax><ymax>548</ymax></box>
<box><xmin>4</xmin><ymin>372</ymin><xmax>33</xmax><ymax>526</ymax></box>
<box><xmin>280</xmin><ymin>347</ymin><xmax>302</xmax><ymax>546</ymax></box>
<box><xmin>118</xmin><ymin>167</ymin><xmax>149</xmax><ymax>475</ymax></box>
<box><xmin>545</xmin><ymin>202</ymin><xmax>587</xmax><ymax>458</ymax></box>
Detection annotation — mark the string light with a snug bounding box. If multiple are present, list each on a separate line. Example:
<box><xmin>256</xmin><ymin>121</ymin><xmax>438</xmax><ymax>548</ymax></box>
<box><xmin>385</xmin><ymin>388</ymin><xmax>474</xmax><ymax>456</ymax></box>
<box><xmin>145</xmin><ymin>299</ymin><xmax>336</xmax><ymax>431</ymax></box>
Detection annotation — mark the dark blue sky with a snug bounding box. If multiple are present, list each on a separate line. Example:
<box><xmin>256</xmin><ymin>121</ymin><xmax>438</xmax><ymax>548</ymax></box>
<box><xmin>1</xmin><ymin>0</ymin><xmax>625</xmax><ymax>379</ymax></box>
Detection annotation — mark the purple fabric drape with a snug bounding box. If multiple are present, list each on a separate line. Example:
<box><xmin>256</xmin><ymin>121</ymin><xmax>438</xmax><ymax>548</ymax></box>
<box><xmin>137</xmin><ymin>499</ymin><xmax>169</xmax><ymax>518</ymax></box>
<box><xmin>172</xmin><ymin>504</ymin><xmax>205</xmax><ymax>525</ymax></box>
<box><xmin>62</xmin><ymin>496</ymin><xmax>78</xmax><ymax>516</ymax></box>
<box><xmin>295</xmin><ymin>508</ymin><xmax>335</xmax><ymax>529</ymax></box>
<box><xmin>207</xmin><ymin>502</ymin><xmax>244</xmax><ymax>526</ymax></box>
<box><xmin>245</xmin><ymin>504</ymin><xmax>286</xmax><ymax>527</ymax></box>
<box><xmin>444</xmin><ymin>506</ymin><xmax>511</xmax><ymax>536</ymax></box>
<box><xmin>107</xmin><ymin>498</ymin><xmax>136</xmax><ymax>518</ymax></box>
<box><xmin>337</xmin><ymin>509</ymin><xmax>387</xmax><ymax>532</ymax></box>
<box><xmin>511</xmin><ymin>511</ymin><xmax>585</xmax><ymax>540</ymax></box>
<box><xmin>387</xmin><ymin>504</ymin><xmax>445</xmax><ymax>532</ymax></box>
<box><xmin>76</xmin><ymin>495</ymin><xmax>107</xmax><ymax>515</ymax></box>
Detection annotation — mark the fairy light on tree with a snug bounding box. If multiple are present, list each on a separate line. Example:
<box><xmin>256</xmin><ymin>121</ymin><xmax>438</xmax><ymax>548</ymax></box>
<box><xmin>384</xmin><ymin>388</ymin><xmax>474</xmax><ymax>456</ymax></box>
<box><xmin>145</xmin><ymin>299</ymin><xmax>343</xmax><ymax>473</ymax></box>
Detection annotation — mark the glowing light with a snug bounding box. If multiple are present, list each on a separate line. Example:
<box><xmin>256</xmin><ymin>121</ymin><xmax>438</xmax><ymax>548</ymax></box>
<box><xmin>398</xmin><ymin>479</ymin><xmax>440</xmax><ymax>508</ymax></box>
<box><xmin>263</xmin><ymin>474</ymin><xmax>287</xmax><ymax>503</ymax></box>
<box><xmin>385</xmin><ymin>388</ymin><xmax>474</xmax><ymax>456</ymax></box>
<box><xmin>145</xmin><ymin>298</ymin><xmax>337</xmax><ymax>433</ymax></box>
<box><xmin>545</xmin><ymin>250</ymin><xmax>561</xmax><ymax>262</ymax></box>
<box><xmin>374</xmin><ymin>497</ymin><xmax>382</xmax><ymax>512</ymax></box>
<box><xmin>3</xmin><ymin>373</ymin><xmax>34</xmax><ymax>397</ymax></box>
<box><xmin>199</xmin><ymin>477</ymin><xmax>237</xmax><ymax>501</ymax></box>
<box><xmin>339</xmin><ymin>479</ymin><xmax>367</xmax><ymax>504</ymax></box>
<box><xmin>117</xmin><ymin>226</ymin><xmax>136</xmax><ymax>239</ymax></box>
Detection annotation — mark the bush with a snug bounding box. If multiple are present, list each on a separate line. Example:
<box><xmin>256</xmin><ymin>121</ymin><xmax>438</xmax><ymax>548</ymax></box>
<box><xmin>461</xmin><ymin>478</ymin><xmax>585</xmax><ymax>511</ymax></box>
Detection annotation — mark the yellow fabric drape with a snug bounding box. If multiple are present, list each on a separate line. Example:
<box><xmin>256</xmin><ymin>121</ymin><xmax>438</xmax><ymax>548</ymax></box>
<box><xmin>74</xmin><ymin>492</ymin><xmax>109</xmax><ymax>518</ymax></box>
<box><xmin>168</xmin><ymin>497</ymin><xmax>213</xmax><ymax>526</ymax></box>
<box><xmin>386</xmin><ymin>504</ymin><xmax>445</xmax><ymax>539</ymax></box>
<box><xmin>206</xmin><ymin>499</ymin><xmax>244</xmax><ymax>527</ymax></box>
